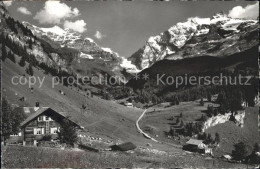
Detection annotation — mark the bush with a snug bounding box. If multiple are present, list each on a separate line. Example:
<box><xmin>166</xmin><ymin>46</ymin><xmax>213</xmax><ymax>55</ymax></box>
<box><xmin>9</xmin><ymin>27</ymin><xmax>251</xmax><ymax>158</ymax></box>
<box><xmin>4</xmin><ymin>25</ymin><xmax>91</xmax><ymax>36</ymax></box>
<box><xmin>19</xmin><ymin>56</ymin><xmax>26</xmax><ymax>67</ymax></box>
<box><xmin>26</xmin><ymin>63</ymin><xmax>34</xmax><ymax>76</ymax></box>
<box><xmin>8</xmin><ymin>51</ymin><xmax>16</xmax><ymax>63</ymax></box>
<box><xmin>215</xmin><ymin>133</ymin><xmax>220</xmax><ymax>144</ymax></box>
<box><xmin>200</xmin><ymin>98</ymin><xmax>204</xmax><ymax>106</ymax></box>
<box><xmin>2</xmin><ymin>43</ymin><xmax>7</xmax><ymax>61</ymax></box>
<box><xmin>42</xmin><ymin>135</ymin><xmax>52</xmax><ymax>141</ymax></box>
<box><xmin>58</xmin><ymin>119</ymin><xmax>78</xmax><ymax>146</ymax></box>
<box><xmin>1</xmin><ymin>98</ymin><xmax>26</xmax><ymax>142</ymax></box>
<box><xmin>248</xmin><ymin>143</ymin><xmax>260</xmax><ymax>164</ymax></box>
<box><xmin>232</xmin><ymin>142</ymin><xmax>247</xmax><ymax>161</ymax></box>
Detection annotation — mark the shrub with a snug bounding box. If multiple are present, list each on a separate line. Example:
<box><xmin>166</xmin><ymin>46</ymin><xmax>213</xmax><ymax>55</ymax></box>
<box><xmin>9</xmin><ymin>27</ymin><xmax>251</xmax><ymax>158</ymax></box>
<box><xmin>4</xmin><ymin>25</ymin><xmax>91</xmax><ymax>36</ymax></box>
<box><xmin>26</xmin><ymin>63</ymin><xmax>34</xmax><ymax>76</ymax></box>
<box><xmin>232</xmin><ymin>142</ymin><xmax>247</xmax><ymax>161</ymax></box>
<box><xmin>8</xmin><ymin>51</ymin><xmax>16</xmax><ymax>63</ymax></box>
<box><xmin>19</xmin><ymin>56</ymin><xmax>26</xmax><ymax>67</ymax></box>
<box><xmin>42</xmin><ymin>135</ymin><xmax>52</xmax><ymax>141</ymax></box>
<box><xmin>58</xmin><ymin>119</ymin><xmax>78</xmax><ymax>146</ymax></box>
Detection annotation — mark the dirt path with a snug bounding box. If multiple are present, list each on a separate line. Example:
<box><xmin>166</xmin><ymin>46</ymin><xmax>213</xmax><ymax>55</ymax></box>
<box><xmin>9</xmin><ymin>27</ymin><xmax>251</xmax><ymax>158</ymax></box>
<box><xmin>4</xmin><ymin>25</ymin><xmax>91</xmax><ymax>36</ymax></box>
<box><xmin>136</xmin><ymin>109</ymin><xmax>159</xmax><ymax>142</ymax></box>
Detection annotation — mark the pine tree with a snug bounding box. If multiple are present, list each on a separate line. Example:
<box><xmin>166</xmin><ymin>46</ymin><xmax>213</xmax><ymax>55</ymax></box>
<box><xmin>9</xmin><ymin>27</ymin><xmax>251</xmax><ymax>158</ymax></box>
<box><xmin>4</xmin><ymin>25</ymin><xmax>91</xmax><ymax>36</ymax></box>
<box><xmin>202</xmin><ymin>132</ymin><xmax>207</xmax><ymax>140</ymax></box>
<box><xmin>215</xmin><ymin>132</ymin><xmax>220</xmax><ymax>144</ymax></box>
<box><xmin>19</xmin><ymin>56</ymin><xmax>26</xmax><ymax>67</ymax></box>
<box><xmin>1</xmin><ymin>98</ymin><xmax>13</xmax><ymax>142</ymax></box>
<box><xmin>249</xmin><ymin>143</ymin><xmax>260</xmax><ymax>164</ymax></box>
<box><xmin>200</xmin><ymin>114</ymin><xmax>207</xmax><ymax>122</ymax></box>
<box><xmin>1</xmin><ymin>43</ymin><xmax>7</xmax><ymax>61</ymax></box>
<box><xmin>232</xmin><ymin>142</ymin><xmax>247</xmax><ymax>161</ymax></box>
<box><xmin>26</xmin><ymin>63</ymin><xmax>34</xmax><ymax>76</ymax></box>
<box><xmin>229</xmin><ymin>113</ymin><xmax>236</xmax><ymax>122</ymax></box>
<box><xmin>28</xmin><ymin>38</ymin><xmax>33</xmax><ymax>49</ymax></box>
<box><xmin>253</xmin><ymin>143</ymin><xmax>260</xmax><ymax>152</ymax></box>
<box><xmin>206</xmin><ymin>133</ymin><xmax>213</xmax><ymax>144</ymax></box>
<box><xmin>217</xmin><ymin>90</ymin><xmax>229</xmax><ymax>113</ymax></box>
<box><xmin>176</xmin><ymin>97</ymin><xmax>180</xmax><ymax>105</ymax></box>
<box><xmin>1</xmin><ymin>98</ymin><xmax>26</xmax><ymax>143</ymax></box>
<box><xmin>11</xmin><ymin>106</ymin><xmax>26</xmax><ymax>135</ymax></box>
<box><xmin>8</xmin><ymin>51</ymin><xmax>16</xmax><ymax>63</ymax></box>
<box><xmin>200</xmin><ymin>98</ymin><xmax>204</xmax><ymax>106</ymax></box>
<box><xmin>57</xmin><ymin>119</ymin><xmax>78</xmax><ymax>146</ymax></box>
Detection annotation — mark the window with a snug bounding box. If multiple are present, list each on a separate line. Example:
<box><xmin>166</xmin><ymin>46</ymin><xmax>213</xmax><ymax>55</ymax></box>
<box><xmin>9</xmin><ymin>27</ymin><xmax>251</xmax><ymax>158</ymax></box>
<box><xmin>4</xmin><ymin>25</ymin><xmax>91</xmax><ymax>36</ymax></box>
<box><xmin>38</xmin><ymin>116</ymin><xmax>43</xmax><ymax>122</ymax></box>
<box><xmin>36</xmin><ymin>129</ymin><xmax>41</xmax><ymax>135</ymax></box>
<box><xmin>44</xmin><ymin>116</ymin><xmax>53</xmax><ymax>121</ymax></box>
<box><xmin>34</xmin><ymin>128</ymin><xmax>44</xmax><ymax>135</ymax></box>
<box><xmin>50</xmin><ymin>127</ymin><xmax>58</xmax><ymax>134</ymax></box>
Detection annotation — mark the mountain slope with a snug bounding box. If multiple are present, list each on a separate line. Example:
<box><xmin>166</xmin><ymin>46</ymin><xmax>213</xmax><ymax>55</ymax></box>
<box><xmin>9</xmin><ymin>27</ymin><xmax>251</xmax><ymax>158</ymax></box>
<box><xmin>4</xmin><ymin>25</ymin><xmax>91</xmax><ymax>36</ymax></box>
<box><xmin>126</xmin><ymin>44</ymin><xmax>258</xmax><ymax>105</ymax></box>
<box><xmin>23</xmin><ymin>21</ymin><xmax>120</xmax><ymax>60</ymax></box>
<box><xmin>23</xmin><ymin>21</ymin><xmax>142</xmax><ymax>77</ymax></box>
<box><xmin>1</xmin><ymin>2</ymin><xmax>169</xmax><ymax>149</ymax></box>
<box><xmin>129</xmin><ymin>13</ymin><xmax>258</xmax><ymax>70</ymax></box>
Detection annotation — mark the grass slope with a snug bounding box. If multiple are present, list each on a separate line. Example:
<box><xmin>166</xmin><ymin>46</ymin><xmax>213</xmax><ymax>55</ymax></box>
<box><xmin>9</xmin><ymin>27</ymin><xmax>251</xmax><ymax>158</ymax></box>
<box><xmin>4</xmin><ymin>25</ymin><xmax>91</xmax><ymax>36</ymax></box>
<box><xmin>2</xmin><ymin>145</ymin><xmax>253</xmax><ymax>168</ymax></box>
<box><xmin>139</xmin><ymin>101</ymin><xmax>211</xmax><ymax>145</ymax></box>
<box><xmin>206</xmin><ymin>107</ymin><xmax>260</xmax><ymax>156</ymax></box>
<box><xmin>2</xmin><ymin>57</ymin><xmax>160</xmax><ymax>148</ymax></box>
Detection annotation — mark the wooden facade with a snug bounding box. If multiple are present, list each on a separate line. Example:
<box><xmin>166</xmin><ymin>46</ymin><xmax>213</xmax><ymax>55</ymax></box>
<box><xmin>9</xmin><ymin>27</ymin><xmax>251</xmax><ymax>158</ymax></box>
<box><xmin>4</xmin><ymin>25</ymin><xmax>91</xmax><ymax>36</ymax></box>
<box><xmin>20</xmin><ymin>107</ymin><xmax>81</xmax><ymax>145</ymax></box>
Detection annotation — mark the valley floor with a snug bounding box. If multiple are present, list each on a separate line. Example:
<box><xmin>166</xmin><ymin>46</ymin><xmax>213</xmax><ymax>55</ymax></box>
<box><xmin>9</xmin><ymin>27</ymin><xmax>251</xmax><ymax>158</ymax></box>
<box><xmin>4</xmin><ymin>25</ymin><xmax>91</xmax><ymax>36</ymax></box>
<box><xmin>2</xmin><ymin>59</ymin><xmax>259</xmax><ymax>168</ymax></box>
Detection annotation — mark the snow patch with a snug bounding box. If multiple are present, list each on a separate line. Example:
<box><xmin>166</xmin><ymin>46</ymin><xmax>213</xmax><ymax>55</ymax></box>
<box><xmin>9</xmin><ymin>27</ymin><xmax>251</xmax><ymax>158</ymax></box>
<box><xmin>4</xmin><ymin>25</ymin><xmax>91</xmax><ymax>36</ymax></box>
<box><xmin>41</xmin><ymin>26</ymin><xmax>65</xmax><ymax>36</ymax></box>
<box><xmin>85</xmin><ymin>38</ymin><xmax>94</xmax><ymax>43</ymax></box>
<box><xmin>192</xmin><ymin>17</ymin><xmax>210</xmax><ymax>25</ymax></box>
<box><xmin>101</xmin><ymin>47</ymin><xmax>120</xmax><ymax>58</ymax></box>
<box><xmin>80</xmin><ymin>52</ymin><xmax>93</xmax><ymax>59</ymax></box>
<box><xmin>120</xmin><ymin>58</ymin><xmax>141</xmax><ymax>73</ymax></box>
<box><xmin>101</xmin><ymin>47</ymin><xmax>113</xmax><ymax>53</ymax></box>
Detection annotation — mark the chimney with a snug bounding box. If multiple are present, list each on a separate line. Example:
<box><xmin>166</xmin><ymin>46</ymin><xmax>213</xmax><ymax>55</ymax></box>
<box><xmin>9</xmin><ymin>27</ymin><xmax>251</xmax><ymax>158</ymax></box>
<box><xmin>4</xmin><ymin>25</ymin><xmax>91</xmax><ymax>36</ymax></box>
<box><xmin>35</xmin><ymin>102</ymin><xmax>40</xmax><ymax>107</ymax></box>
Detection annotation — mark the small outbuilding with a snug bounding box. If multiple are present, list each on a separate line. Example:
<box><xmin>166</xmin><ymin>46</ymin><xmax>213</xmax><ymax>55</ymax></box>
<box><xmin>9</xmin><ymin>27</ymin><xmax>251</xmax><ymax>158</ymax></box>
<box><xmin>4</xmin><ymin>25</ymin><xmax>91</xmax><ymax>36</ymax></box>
<box><xmin>222</xmin><ymin>155</ymin><xmax>232</xmax><ymax>161</ymax></box>
<box><xmin>125</xmin><ymin>102</ymin><xmax>133</xmax><ymax>108</ymax></box>
<box><xmin>110</xmin><ymin>142</ymin><xmax>136</xmax><ymax>151</ymax></box>
<box><xmin>183</xmin><ymin>139</ymin><xmax>207</xmax><ymax>152</ymax></box>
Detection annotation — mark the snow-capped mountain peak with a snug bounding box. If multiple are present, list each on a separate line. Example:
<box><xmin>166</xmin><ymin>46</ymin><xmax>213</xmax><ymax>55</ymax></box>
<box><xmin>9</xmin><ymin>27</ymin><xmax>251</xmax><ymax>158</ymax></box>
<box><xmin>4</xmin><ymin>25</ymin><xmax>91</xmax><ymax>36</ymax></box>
<box><xmin>23</xmin><ymin>22</ymin><xmax>121</xmax><ymax>58</ymax></box>
<box><xmin>22</xmin><ymin>22</ymin><xmax>140</xmax><ymax>74</ymax></box>
<box><xmin>129</xmin><ymin>13</ymin><xmax>258</xmax><ymax>70</ymax></box>
<box><xmin>41</xmin><ymin>25</ymin><xmax>66</xmax><ymax>36</ymax></box>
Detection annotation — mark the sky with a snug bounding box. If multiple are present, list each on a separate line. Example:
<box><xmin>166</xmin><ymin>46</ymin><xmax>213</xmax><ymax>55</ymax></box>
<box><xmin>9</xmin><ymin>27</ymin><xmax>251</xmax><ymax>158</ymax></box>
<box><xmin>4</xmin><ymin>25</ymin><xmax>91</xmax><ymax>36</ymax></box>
<box><xmin>3</xmin><ymin>1</ymin><xmax>259</xmax><ymax>58</ymax></box>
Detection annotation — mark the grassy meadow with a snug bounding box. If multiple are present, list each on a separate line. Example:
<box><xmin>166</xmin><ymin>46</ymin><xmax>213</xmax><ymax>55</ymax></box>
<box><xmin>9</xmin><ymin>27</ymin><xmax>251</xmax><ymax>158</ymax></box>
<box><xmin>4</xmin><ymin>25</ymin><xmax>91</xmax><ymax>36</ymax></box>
<box><xmin>2</xmin><ymin>145</ymin><xmax>255</xmax><ymax>168</ymax></box>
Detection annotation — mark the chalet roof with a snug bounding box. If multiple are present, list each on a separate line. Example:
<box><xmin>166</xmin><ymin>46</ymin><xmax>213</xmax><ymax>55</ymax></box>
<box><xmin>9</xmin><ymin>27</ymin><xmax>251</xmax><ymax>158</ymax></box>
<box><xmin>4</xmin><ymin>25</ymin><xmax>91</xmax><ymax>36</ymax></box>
<box><xmin>110</xmin><ymin>142</ymin><xmax>136</xmax><ymax>151</ymax></box>
<box><xmin>20</xmin><ymin>107</ymin><xmax>80</xmax><ymax>128</ymax></box>
<box><xmin>186</xmin><ymin>139</ymin><xmax>204</xmax><ymax>146</ymax></box>
<box><xmin>20</xmin><ymin>107</ymin><xmax>50</xmax><ymax>127</ymax></box>
<box><xmin>13</xmin><ymin>107</ymin><xmax>45</xmax><ymax>117</ymax></box>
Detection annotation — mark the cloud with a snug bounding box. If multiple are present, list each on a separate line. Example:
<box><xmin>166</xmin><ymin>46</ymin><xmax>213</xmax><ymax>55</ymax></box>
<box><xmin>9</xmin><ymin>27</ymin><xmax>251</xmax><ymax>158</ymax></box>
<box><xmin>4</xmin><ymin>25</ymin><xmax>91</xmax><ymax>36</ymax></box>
<box><xmin>3</xmin><ymin>1</ymin><xmax>12</xmax><ymax>7</ymax></box>
<box><xmin>17</xmin><ymin>7</ymin><xmax>32</xmax><ymax>15</ymax></box>
<box><xmin>228</xmin><ymin>2</ymin><xmax>259</xmax><ymax>19</ymax></box>
<box><xmin>95</xmin><ymin>31</ymin><xmax>106</xmax><ymax>40</ymax></box>
<box><xmin>63</xmin><ymin>20</ymin><xmax>87</xmax><ymax>33</ymax></box>
<box><xmin>34</xmin><ymin>1</ymin><xmax>80</xmax><ymax>24</ymax></box>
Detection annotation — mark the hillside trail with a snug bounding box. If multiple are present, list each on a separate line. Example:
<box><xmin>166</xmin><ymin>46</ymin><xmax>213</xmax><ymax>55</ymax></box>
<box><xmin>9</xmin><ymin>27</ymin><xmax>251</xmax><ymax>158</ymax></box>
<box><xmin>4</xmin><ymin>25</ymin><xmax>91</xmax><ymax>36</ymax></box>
<box><xmin>136</xmin><ymin>108</ymin><xmax>160</xmax><ymax>143</ymax></box>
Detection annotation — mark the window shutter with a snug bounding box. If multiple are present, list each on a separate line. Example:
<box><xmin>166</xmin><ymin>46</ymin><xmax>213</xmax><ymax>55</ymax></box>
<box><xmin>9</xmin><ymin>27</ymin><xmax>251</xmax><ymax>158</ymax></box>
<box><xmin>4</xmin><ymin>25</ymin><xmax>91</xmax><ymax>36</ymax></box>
<box><xmin>33</xmin><ymin>128</ymin><xmax>37</xmax><ymax>135</ymax></box>
<box><xmin>42</xmin><ymin>128</ymin><xmax>44</xmax><ymax>135</ymax></box>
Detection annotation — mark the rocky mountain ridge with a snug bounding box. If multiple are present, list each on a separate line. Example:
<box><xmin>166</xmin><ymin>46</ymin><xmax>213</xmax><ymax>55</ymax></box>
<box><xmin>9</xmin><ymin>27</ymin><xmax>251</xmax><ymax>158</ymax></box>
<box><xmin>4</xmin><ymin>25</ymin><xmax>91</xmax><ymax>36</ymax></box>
<box><xmin>22</xmin><ymin>22</ymin><xmax>120</xmax><ymax>60</ymax></box>
<box><xmin>22</xmin><ymin>21</ymin><xmax>140</xmax><ymax>74</ymax></box>
<box><xmin>129</xmin><ymin>13</ymin><xmax>258</xmax><ymax>70</ymax></box>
